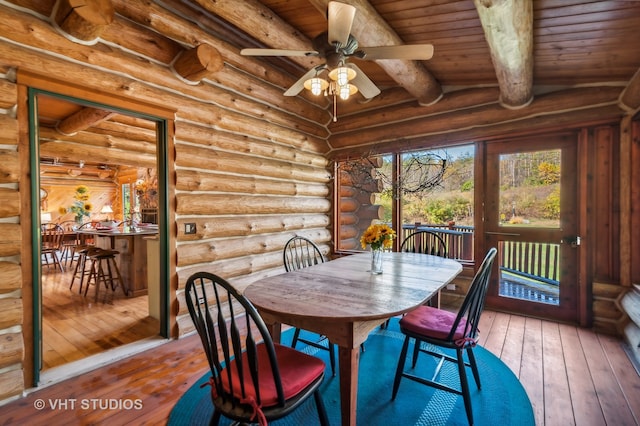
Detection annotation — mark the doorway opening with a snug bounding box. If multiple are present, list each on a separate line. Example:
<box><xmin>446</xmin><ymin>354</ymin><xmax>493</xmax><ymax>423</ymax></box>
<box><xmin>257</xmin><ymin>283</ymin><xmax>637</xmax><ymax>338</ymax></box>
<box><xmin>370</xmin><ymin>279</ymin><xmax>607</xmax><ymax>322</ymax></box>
<box><xmin>28</xmin><ymin>87</ymin><xmax>171</xmax><ymax>385</ymax></box>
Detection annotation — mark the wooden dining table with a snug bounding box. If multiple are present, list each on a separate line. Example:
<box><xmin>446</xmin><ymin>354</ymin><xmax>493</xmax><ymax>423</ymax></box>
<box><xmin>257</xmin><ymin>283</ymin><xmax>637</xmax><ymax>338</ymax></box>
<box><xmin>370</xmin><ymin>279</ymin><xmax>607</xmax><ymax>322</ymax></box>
<box><xmin>244</xmin><ymin>251</ymin><xmax>463</xmax><ymax>426</ymax></box>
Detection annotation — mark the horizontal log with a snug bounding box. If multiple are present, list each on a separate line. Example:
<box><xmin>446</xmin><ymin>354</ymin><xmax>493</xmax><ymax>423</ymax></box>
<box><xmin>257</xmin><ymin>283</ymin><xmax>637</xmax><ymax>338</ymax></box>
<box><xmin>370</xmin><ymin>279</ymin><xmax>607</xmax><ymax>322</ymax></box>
<box><xmin>40</xmin><ymin>125</ymin><xmax>157</xmax><ymax>155</ymax></box>
<box><xmin>176</xmin><ymin>170</ymin><xmax>329</xmax><ymax>197</ymax></box>
<box><xmin>340</xmin><ymin>197</ymin><xmax>379</xmax><ymax>213</ymax></box>
<box><xmin>177</xmin><ymin>229</ymin><xmax>331</xmax><ymax>267</ymax></box>
<box><xmin>331</xmin><ymin>87</ymin><xmax>502</xmax><ymax>134</ymax></box>
<box><xmin>329</xmin><ymin>104</ymin><xmax>624</xmax><ymax>160</ymax></box>
<box><xmin>0</xmin><ymin>262</ymin><xmax>21</xmax><ymax>293</ymax></box>
<box><xmin>176</xmin><ymin>214</ymin><xmax>330</xmax><ymax>241</ymax></box>
<box><xmin>0</xmin><ymin>224</ymin><xmax>21</xmax><ymax>257</ymax></box>
<box><xmin>54</xmin><ymin>0</ymin><xmax>115</xmax><ymax>41</ymax></box>
<box><xmin>339</xmin><ymin>237</ymin><xmax>361</xmax><ymax>251</ymax></box>
<box><xmin>0</xmin><ymin>151</ymin><xmax>19</xmax><ymax>183</ymax></box>
<box><xmin>177</xmin><ymin>193</ymin><xmax>331</xmax><ymax>216</ymax></box>
<box><xmin>175</xmin><ymin>144</ymin><xmax>331</xmax><ymax>183</ymax></box>
<box><xmin>0</xmin><ymin>7</ymin><xmax>329</xmax><ymax>150</ymax></box>
<box><xmin>0</xmin><ymin>114</ymin><xmax>17</xmax><ymax>146</ymax></box>
<box><xmin>339</xmin><ymin>225</ymin><xmax>360</xmax><ymax>240</ymax></box>
<box><xmin>0</xmin><ymin>368</ymin><xmax>23</xmax><ymax>401</ymax></box>
<box><xmin>0</xmin><ymin>298</ymin><xmax>22</xmax><ymax>329</ymax></box>
<box><xmin>39</xmin><ymin>140</ymin><xmax>156</xmax><ymax>169</ymax></box>
<box><xmin>174</xmin><ymin>121</ymin><xmax>328</xmax><ymax>167</ymax></box>
<box><xmin>329</xmin><ymin>86</ymin><xmax>623</xmax><ymax>149</ymax></box>
<box><xmin>172</xmin><ymin>43</ymin><xmax>223</xmax><ymax>82</ymax></box>
<box><xmin>111</xmin><ymin>0</ymin><xmax>331</xmax><ymax>125</ymax></box>
<box><xmin>0</xmin><ymin>78</ymin><xmax>16</xmax><ymax>109</ymax></box>
<box><xmin>0</xmin><ymin>188</ymin><xmax>20</xmax><ymax>219</ymax></box>
<box><xmin>0</xmin><ymin>332</ymin><xmax>24</xmax><ymax>369</ymax></box>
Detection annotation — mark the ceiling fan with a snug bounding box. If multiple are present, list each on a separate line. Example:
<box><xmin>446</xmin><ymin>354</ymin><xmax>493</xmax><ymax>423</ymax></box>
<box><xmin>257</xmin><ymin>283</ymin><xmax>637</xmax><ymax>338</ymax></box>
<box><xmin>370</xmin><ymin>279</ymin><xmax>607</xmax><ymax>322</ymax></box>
<box><xmin>240</xmin><ymin>1</ymin><xmax>434</xmax><ymax>101</ymax></box>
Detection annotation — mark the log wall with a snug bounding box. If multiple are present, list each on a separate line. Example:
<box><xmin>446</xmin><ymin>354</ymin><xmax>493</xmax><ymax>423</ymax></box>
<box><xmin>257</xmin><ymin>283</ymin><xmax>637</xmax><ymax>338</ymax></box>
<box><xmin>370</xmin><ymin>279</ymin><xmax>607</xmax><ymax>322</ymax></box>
<box><xmin>0</xmin><ymin>0</ymin><xmax>331</xmax><ymax>401</ymax></box>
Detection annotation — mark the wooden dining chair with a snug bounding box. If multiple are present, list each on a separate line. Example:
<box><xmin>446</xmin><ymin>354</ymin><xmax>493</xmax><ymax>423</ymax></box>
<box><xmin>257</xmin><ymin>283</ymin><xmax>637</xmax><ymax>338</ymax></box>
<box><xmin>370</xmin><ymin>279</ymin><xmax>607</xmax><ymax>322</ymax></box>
<box><xmin>41</xmin><ymin>223</ymin><xmax>65</xmax><ymax>272</ymax></box>
<box><xmin>400</xmin><ymin>230</ymin><xmax>448</xmax><ymax>308</ymax></box>
<box><xmin>400</xmin><ymin>229</ymin><xmax>448</xmax><ymax>257</ymax></box>
<box><xmin>391</xmin><ymin>247</ymin><xmax>497</xmax><ymax>426</ymax></box>
<box><xmin>283</xmin><ymin>236</ymin><xmax>338</xmax><ymax>376</ymax></box>
<box><xmin>185</xmin><ymin>271</ymin><xmax>329</xmax><ymax>426</ymax></box>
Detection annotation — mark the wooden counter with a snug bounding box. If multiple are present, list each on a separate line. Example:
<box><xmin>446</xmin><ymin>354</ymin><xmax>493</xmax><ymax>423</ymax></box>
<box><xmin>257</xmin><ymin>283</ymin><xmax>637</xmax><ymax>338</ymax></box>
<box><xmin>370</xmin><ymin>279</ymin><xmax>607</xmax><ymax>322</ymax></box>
<box><xmin>78</xmin><ymin>227</ymin><xmax>158</xmax><ymax>296</ymax></box>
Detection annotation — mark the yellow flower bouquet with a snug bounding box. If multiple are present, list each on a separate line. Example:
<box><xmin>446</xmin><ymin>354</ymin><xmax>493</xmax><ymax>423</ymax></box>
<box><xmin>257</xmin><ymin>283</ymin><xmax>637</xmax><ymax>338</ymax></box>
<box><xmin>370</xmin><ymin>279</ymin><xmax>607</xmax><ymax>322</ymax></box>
<box><xmin>360</xmin><ymin>223</ymin><xmax>396</xmax><ymax>251</ymax></box>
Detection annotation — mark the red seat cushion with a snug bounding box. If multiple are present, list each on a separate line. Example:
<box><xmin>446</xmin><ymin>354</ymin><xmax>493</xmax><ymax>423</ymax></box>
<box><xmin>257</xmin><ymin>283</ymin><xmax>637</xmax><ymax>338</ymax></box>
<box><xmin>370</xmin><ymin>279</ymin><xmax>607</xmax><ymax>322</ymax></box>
<box><xmin>400</xmin><ymin>305</ymin><xmax>468</xmax><ymax>342</ymax></box>
<box><xmin>221</xmin><ymin>343</ymin><xmax>325</xmax><ymax>407</ymax></box>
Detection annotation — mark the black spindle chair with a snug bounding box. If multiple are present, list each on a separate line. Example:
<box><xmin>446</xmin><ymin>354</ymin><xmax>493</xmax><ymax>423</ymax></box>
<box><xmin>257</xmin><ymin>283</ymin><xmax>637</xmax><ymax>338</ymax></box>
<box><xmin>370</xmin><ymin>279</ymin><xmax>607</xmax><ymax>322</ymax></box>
<box><xmin>185</xmin><ymin>271</ymin><xmax>329</xmax><ymax>426</ymax></box>
<box><xmin>391</xmin><ymin>247</ymin><xmax>498</xmax><ymax>425</ymax></box>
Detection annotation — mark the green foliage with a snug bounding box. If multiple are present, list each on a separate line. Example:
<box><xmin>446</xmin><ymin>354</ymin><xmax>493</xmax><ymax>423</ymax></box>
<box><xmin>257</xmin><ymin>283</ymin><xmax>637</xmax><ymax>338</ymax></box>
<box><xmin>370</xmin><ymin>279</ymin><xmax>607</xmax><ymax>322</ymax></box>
<box><xmin>542</xmin><ymin>187</ymin><xmax>561</xmax><ymax>219</ymax></box>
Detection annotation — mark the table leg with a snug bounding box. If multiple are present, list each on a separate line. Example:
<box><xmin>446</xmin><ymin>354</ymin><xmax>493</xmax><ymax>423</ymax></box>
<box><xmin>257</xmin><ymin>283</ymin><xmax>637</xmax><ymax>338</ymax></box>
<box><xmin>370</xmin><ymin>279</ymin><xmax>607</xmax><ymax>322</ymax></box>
<box><xmin>338</xmin><ymin>345</ymin><xmax>360</xmax><ymax>426</ymax></box>
<box><xmin>264</xmin><ymin>321</ymin><xmax>282</xmax><ymax>344</ymax></box>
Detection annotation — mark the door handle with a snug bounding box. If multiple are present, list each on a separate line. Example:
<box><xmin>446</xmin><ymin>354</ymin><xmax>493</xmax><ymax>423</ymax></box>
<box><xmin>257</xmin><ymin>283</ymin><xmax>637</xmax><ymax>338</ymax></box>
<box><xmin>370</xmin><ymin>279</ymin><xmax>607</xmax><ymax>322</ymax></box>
<box><xmin>561</xmin><ymin>236</ymin><xmax>581</xmax><ymax>248</ymax></box>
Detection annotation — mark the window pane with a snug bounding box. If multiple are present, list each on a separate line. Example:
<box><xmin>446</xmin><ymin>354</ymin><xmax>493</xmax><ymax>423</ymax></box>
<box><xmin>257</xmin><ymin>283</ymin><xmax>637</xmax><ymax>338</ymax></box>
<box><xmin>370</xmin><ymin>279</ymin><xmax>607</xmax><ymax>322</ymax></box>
<box><xmin>400</xmin><ymin>146</ymin><xmax>475</xmax><ymax>260</ymax></box>
<box><xmin>498</xmin><ymin>150</ymin><xmax>561</xmax><ymax>228</ymax></box>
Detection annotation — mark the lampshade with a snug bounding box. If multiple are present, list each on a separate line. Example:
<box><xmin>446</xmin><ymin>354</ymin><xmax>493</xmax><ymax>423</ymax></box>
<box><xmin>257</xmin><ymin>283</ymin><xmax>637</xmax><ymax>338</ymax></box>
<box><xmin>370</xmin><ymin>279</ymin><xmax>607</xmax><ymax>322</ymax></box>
<box><xmin>339</xmin><ymin>84</ymin><xmax>358</xmax><ymax>100</ymax></box>
<box><xmin>100</xmin><ymin>205</ymin><xmax>113</xmax><ymax>214</ymax></box>
<box><xmin>303</xmin><ymin>77</ymin><xmax>329</xmax><ymax>96</ymax></box>
<box><xmin>328</xmin><ymin>66</ymin><xmax>356</xmax><ymax>86</ymax></box>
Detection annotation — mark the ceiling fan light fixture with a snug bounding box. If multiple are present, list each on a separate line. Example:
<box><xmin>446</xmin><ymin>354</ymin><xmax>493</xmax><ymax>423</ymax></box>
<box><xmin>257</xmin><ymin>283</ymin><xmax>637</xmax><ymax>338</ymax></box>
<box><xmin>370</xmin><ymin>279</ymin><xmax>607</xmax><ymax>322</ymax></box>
<box><xmin>339</xmin><ymin>83</ymin><xmax>358</xmax><ymax>100</ymax></box>
<box><xmin>329</xmin><ymin>66</ymin><xmax>356</xmax><ymax>86</ymax></box>
<box><xmin>304</xmin><ymin>77</ymin><xmax>329</xmax><ymax>96</ymax></box>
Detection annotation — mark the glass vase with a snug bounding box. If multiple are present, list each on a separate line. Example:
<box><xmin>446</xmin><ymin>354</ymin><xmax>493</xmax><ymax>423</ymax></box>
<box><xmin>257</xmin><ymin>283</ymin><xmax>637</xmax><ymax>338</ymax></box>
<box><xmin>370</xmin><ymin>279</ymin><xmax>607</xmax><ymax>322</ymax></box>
<box><xmin>371</xmin><ymin>248</ymin><xmax>383</xmax><ymax>274</ymax></box>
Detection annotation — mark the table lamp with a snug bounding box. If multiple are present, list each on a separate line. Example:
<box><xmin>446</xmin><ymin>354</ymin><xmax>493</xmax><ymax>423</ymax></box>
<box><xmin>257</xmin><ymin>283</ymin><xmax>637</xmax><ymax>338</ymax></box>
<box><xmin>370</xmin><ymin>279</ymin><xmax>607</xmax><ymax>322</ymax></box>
<box><xmin>100</xmin><ymin>205</ymin><xmax>113</xmax><ymax>221</ymax></box>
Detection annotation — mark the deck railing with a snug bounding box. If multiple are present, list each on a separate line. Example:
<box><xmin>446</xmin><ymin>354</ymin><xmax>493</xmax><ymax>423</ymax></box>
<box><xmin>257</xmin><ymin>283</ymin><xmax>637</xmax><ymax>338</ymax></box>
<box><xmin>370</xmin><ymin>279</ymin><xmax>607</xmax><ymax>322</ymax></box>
<box><xmin>498</xmin><ymin>240</ymin><xmax>560</xmax><ymax>286</ymax></box>
<box><xmin>399</xmin><ymin>225</ymin><xmax>559</xmax><ymax>288</ymax></box>
<box><xmin>401</xmin><ymin>223</ymin><xmax>474</xmax><ymax>260</ymax></box>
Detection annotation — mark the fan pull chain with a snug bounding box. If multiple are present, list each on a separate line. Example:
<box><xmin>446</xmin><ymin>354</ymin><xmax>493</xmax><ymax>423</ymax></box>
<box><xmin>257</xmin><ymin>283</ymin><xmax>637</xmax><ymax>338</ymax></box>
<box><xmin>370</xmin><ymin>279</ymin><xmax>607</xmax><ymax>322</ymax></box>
<box><xmin>333</xmin><ymin>92</ymin><xmax>338</xmax><ymax>122</ymax></box>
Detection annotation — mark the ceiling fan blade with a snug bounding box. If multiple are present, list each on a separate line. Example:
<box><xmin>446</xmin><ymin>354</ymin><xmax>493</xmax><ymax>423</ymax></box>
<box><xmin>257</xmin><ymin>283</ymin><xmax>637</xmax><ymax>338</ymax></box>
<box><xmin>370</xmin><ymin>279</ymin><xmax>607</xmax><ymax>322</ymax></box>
<box><xmin>241</xmin><ymin>48</ymin><xmax>319</xmax><ymax>57</ymax></box>
<box><xmin>284</xmin><ymin>66</ymin><xmax>325</xmax><ymax>96</ymax></box>
<box><xmin>327</xmin><ymin>1</ymin><xmax>356</xmax><ymax>46</ymax></box>
<box><xmin>348</xmin><ymin>63</ymin><xmax>381</xmax><ymax>99</ymax></box>
<box><xmin>358</xmin><ymin>44</ymin><xmax>434</xmax><ymax>61</ymax></box>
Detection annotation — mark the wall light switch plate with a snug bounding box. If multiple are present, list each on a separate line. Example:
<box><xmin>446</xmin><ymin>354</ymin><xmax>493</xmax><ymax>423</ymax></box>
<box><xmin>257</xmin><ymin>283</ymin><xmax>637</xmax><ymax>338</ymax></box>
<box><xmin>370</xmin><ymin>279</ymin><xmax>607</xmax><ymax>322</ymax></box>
<box><xmin>446</xmin><ymin>284</ymin><xmax>456</xmax><ymax>291</ymax></box>
<box><xmin>185</xmin><ymin>223</ymin><xmax>196</xmax><ymax>234</ymax></box>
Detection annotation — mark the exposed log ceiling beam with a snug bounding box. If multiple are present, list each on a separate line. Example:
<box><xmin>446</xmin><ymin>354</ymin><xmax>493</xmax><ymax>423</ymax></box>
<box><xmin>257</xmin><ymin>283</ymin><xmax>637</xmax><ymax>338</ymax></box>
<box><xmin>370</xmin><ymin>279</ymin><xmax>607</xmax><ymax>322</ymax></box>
<box><xmin>194</xmin><ymin>0</ymin><xmax>442</xmax><ymax>105</ymax></box>
<box><xmin>473</xmin><ymin>0</ymin><xmax>533</xmax><ymax>109</ymax></box>
<box><xmin>55</xmin><ymin>107</ymin><xmax>116</xmax><ymax>135</ymax></box>
<box><xmin>620</xmin><ymin>67</ymin><xmax>640</xmax><ymax>112</ymax></box>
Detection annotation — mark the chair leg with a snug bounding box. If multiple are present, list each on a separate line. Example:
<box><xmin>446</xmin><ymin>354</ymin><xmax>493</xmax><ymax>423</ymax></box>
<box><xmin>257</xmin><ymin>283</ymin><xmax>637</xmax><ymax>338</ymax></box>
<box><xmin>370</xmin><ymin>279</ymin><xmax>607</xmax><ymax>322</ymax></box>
<box><xmin>313</xmin><ymin>388</ymin><xmax>330</xmax><ymax>426</ymax></box>
<box><xmin>291</xmin><ymin>328</ymin><xmax>302</xmax><ymax>348</ymax></box>
<box><xmin>209</xmin><ymin>410</ymin><xmax>221</xmax><ymax>426</ymax></box>
<box><xmin>412</xmin><ymin>338</ymin><xmax>421</xmax><ymax>368</ymax></box>
<box><xmin>328</xmin><ymin>342</ymin><xmax>336</xmax><ymax>376</ymax></box>
<box><xmin>456</xmin><ymin>347</ymin><xmax>474</xmax><ymax>425</ymax></box>
<box><xmin>466</xmin><ymin>346</ymin><xmax>481</xmax><ymax>389</ymax></box>
<box><xmin>391</xmin><ymin>335</ymin><xmax>411</xmax><ymax>400</ymax></box>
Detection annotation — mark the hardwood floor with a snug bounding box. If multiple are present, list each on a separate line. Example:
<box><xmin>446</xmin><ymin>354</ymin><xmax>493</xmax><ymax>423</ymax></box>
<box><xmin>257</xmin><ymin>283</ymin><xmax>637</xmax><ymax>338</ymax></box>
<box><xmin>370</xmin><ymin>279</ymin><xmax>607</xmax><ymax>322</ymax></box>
<box><xmin>41</xmin><ymin>261</ymin><xmax>159</xmax><ymax>370</ymax></box>
<box><xmin>1</xmin><ymin>311</ymin><xmax>639</xmax><ymax>425</ymax></box>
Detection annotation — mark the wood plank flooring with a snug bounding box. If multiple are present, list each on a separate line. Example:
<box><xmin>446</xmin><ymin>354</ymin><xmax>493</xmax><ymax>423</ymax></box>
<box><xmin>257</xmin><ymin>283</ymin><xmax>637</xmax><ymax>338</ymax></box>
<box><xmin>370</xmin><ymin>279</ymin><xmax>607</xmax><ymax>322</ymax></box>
<box><xmin>1</xmin><ymin>310</ymin><xmax>639</xmax><ymax>425</ymax></box>
<box><xmin>41</xmin><ymin>262</ymin><xmax>159</xmax><ymax>370</ymax></box>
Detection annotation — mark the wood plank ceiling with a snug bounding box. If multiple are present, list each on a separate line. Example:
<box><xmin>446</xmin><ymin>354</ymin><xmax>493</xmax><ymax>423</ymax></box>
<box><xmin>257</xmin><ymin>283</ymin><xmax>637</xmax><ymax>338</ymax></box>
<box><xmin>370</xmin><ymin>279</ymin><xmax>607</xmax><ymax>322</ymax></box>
<box><xmin>33</xmin><ymin>0</ymin><xmax>640</xmax><ymax>158</ymax></box>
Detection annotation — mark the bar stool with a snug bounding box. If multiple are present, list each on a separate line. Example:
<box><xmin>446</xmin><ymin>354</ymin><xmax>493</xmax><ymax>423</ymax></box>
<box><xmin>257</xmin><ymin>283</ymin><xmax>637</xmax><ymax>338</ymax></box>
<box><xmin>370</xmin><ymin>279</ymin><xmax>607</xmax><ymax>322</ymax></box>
<box><xmin>69</xmin><ymin>246</ymin><xmax>99</xmax><ymax>294</ymax></box>
<box><xmin>84</xmin><ymin>248</ymin><xmax>126</xmax><ymax>302</ymax></box>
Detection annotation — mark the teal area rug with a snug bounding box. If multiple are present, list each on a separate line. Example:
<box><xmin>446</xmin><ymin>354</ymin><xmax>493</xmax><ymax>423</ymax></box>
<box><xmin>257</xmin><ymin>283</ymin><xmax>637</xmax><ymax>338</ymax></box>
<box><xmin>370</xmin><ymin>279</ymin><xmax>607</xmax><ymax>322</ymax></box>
<box><xmin>168</xmin><ymin>318</ymin><xmax>534</xmax><ymax>426</ymax></box>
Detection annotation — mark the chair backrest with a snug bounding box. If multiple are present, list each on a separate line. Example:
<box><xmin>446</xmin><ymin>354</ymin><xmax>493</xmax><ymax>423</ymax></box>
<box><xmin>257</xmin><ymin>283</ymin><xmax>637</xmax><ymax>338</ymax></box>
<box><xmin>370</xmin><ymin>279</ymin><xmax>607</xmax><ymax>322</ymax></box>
<box><xmin>283</xmin><ymin>236</ymin><xmax>325</xmax><ymax>272</ymax></box>
<box><xmin>41</xmin><ymin>223</ymin><xmax>64</xmax><ymax>250</ymax></box>
<box><xmin>446</xmin><ymin>247</ymin><xmax>497</xmax><ymax>344</ymax></box>
<box><xmin>185</xmin><ymin>272</ymin><xmax>286</xmax><ymax>409</ymax></box>
<box><xmin>400</xmin><ymin>230</ymin><xmax>448</xmax><ymax>257</ymax></box>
